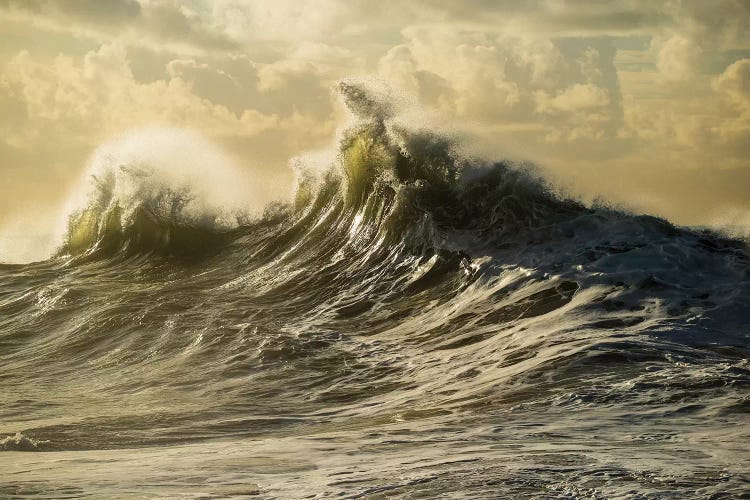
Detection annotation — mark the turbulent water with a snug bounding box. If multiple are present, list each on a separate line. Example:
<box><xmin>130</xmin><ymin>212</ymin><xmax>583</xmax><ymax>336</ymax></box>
<box><xmin>2</xmin><ymin>82</ymin><xmax>749</xmax><ymax>498</ymax></box>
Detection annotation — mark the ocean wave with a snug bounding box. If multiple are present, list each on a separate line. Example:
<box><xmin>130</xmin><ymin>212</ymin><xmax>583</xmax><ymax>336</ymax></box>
<box><xmin>1</xmin><ymin>80</ymin><xmax>749</xmax><ymax>497</ymax></box>
<box><xmin>56</xmin><ymin>127</ymin><xmax>261</xmax><ymax>259</ymax></box>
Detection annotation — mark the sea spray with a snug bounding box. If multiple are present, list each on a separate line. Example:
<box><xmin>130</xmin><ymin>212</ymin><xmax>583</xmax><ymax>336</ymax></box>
<box><xmin>57</xmin><ymin>127</ymin><xmax>264</xmax><ymax>257</ymax></box>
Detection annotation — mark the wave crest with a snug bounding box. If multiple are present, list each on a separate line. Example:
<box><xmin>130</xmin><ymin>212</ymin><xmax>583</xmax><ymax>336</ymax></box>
<box><xmin>58</xmin><ymin>128</ymin><xmax>259</xmax><ymax>258</ymax></box>
<box><xmin>286</xmin><ymin>80</ymin><xmax>585</xmax><ymax>256</ymax></box>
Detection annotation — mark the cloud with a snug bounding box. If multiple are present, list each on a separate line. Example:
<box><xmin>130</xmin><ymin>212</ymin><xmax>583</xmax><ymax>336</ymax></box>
<box><xmin>0</xmin><ymin>0</ymin><xmax>237</xmax><ymax>53</ymax></box>
<box><xmin>656</xmin><ymin>35</ymin><xmax>703</xmax><ymax>82</ymax></box>
<box><xmin>408</xmin><ymin>0</ymin><xmax>671</xmax><ymax>36</ymax></box>
<box><xmin>535</xmin><ymin>83</ymin><xmax>610</xmax><ymax>114</ymax></box>
<box><xmin>378</xmin><ymin>45</ymin><xmax>420</xmax><ymax>95</ymax></box>
<box><xmin>374</xmin><ymin>27</ymin><xmax>626</xmax><ymax>155</ymax></box>
<box><xmin>0</xmin><ymin>0</ymin><xmax>141</xmax><ymax>26</ymax></box>
<box><xmin>139</xmin><ymin>0</ymin><xmax>238</xmax><ymax>50</ymax></box>
<box><xmin>210</xmin><ymin>0</ymin><xmax>355</xmax><ymax>43</ymax></box>
<box><xmin>714</xmin><ymin>58</ymin><xmax>750</xmax><ymax>106</ymax></box>
<box><xmin>258</xmin><ymin>42</ymin><xmax>359</xmax><ymax>91</ymax></box>
<box><xmin>711</xmin><ymin>59</ymin><xmax>750</xmax><ymax>156</ymax></box>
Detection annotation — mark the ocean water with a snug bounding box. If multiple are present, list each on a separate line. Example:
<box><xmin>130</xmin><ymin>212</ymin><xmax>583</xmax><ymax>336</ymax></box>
<box><xmin>1</xmin><ymin>82</ymin><xmax>749</xmax><ymax>498</ymax></box>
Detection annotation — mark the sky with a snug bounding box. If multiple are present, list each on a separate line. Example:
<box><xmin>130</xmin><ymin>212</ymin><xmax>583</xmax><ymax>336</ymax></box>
<box><xmin>1</xmin><ymin>0</ymin><xmax>749</xmax><ymax>261</ymax></box>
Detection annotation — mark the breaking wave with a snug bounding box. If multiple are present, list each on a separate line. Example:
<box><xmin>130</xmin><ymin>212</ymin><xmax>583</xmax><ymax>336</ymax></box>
<box><xmin>57</xmin><ymin>127</ymin><xmax>261</xmax><ymax>258</ymax></box>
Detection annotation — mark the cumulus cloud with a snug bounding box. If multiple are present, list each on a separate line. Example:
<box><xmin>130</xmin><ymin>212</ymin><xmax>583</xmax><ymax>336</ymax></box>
<box><xmin>535</xmin><ymin>83</ymin><xmax>610</xmax><ymax>114</ymax></box>
<box><xmin>656</xmin><ymin>35</ymin><xmax>703</xmax><ymax>82</ymax></box>
<box><xmin>714</xmin><ymin>59</ymin><xmax>750</xmax><ymax>106</ymax></box>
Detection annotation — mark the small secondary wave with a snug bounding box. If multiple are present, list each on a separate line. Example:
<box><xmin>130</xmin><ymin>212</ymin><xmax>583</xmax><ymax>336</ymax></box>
<box><xmin>57</xmin><ymin>128</ymin><xmax>263</xmax><ymax>259</ymax></box>
<box><xmin>0</xmin><ymin>433</ymin><xmax>48</xmax><ymax>452</ymax></box>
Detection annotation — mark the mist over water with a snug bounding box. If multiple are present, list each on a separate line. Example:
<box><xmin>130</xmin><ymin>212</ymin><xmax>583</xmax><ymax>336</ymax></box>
<box><xmin>1</xmin><ymin>81</ymin><xmax>749</xmax><ymax>498</ymax></box>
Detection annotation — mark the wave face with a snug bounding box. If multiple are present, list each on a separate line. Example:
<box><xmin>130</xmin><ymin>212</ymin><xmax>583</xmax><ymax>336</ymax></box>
<box><xmin>1</xmin><ymin>81</ymin><xmax>749</xmax><ymax>498</ymax></box>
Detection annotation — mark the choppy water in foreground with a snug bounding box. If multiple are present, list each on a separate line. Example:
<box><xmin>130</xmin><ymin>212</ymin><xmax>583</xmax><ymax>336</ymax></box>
<box><xmin>1</xmin><ymin>83</ymin><xmax>749</xmax><ymax>498</ymax></box>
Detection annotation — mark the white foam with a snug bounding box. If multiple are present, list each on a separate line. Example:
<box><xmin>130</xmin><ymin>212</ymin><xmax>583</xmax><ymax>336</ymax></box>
<box><xmin>65</xmin><ymin>127</ymin><xmax>266</xmax><ymax>232</ymax></box>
